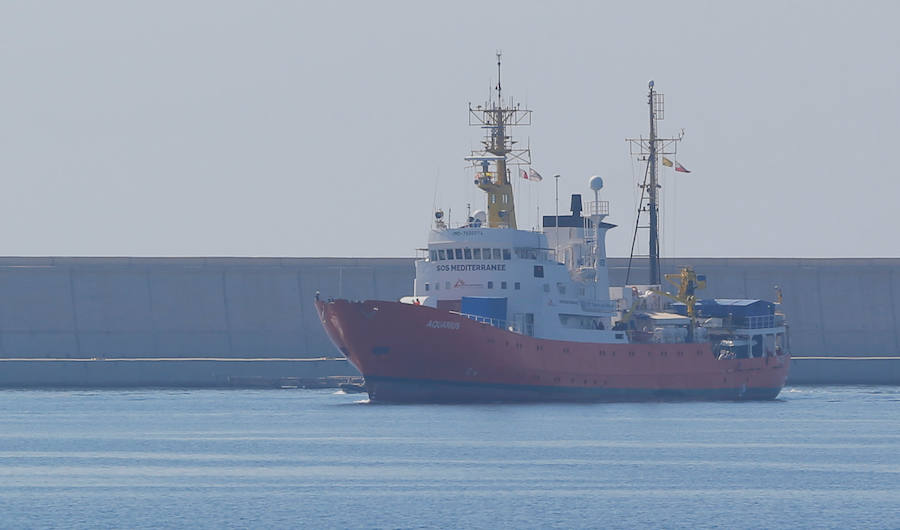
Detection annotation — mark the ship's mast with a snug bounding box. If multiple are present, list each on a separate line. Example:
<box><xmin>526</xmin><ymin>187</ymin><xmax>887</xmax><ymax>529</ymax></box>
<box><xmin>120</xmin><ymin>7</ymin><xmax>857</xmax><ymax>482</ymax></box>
<box><xmin>647</xmin><ymin>83</ymin><xmax>660</xmax><ymax>285</ymax></box>
<box><xmin>467</xmin><ymin>52</ymin><xmax>531</xmax><ymax>229</ymax></box>
<box><xmin>626</xmin><ymin>81</ymin><xmax>682</xmax><ymax>285</ymax></box>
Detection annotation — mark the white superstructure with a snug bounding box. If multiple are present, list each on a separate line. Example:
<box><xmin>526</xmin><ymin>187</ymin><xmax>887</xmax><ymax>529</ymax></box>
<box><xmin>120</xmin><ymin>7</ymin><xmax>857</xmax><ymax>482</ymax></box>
<box><xmin>410</xmin><ymin>195</ymin><xmax>625</xmax><ymax>344</ymax></box>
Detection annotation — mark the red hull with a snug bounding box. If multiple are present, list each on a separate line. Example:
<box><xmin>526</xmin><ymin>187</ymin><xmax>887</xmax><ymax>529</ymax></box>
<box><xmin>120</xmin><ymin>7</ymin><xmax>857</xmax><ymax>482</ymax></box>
<box><xmin>316</xmin><ymin>299</ymin><xmax>790</xmax><ymax>403</ymax></box>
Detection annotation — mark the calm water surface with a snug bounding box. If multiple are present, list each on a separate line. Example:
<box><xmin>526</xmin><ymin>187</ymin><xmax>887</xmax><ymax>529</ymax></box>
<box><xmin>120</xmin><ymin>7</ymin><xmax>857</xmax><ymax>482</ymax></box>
<box><xmin>1</xmin><ymin>386</ymin><xmax>898</xmax><ymax>529</ymax></box>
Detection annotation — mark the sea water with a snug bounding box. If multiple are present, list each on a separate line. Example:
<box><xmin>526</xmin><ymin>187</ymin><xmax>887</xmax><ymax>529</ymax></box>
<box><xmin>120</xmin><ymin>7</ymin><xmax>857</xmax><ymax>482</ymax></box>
<box><xmin>0</xmin><ymin>386</ymin><xmax>898</xmax><ymax>529</ymax></box>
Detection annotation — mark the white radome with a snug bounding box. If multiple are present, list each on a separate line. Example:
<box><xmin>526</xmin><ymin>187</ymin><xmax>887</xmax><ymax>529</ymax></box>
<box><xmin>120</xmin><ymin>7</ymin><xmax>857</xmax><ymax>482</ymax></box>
<box><xmin>589</xmin><ymin>175</ymin><xmax>604</xmax><ymax>191</ymax></box>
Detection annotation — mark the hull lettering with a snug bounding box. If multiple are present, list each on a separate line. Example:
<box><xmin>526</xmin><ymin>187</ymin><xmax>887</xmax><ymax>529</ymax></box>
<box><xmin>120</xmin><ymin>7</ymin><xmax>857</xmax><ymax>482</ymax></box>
<box><xmin>426</xmin><ymin>320</ymin><xmax>460</xmax><ymax>330</ymax></box>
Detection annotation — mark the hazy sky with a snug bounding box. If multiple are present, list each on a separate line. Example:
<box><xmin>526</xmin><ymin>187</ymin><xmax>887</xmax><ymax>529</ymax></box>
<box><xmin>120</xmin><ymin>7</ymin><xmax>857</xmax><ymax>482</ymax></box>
<box><xmin>2</xmin><ymin>1</ymin><xmax>898</xmax><ymax>257</ymax></box>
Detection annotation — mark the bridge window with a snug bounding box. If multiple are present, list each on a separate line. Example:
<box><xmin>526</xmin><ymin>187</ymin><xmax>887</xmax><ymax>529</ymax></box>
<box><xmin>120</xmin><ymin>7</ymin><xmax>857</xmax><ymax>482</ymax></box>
<box><xmin>534</xmin><ymin>265</ymin><xmax>544</xmax><ymax>278</ymax></box>
<box><xmin>454</xmin><ymin>248</ymin><xmax>463</xmax><ymax>260</ymax></box>
<box><xmin>502</xmin><ymin>249</ymin><xmax>511</xmax><ymax>260</ymax></box>
<box><xmin>464</xmin><ymin>248</ymin><xmax>472</xmax><ymax>259</ymax></box>
<box><xmin>483</xmin><ymin>248</ymin><xmax>492</xmax><ymax>259</ymax></box>
<box><xmin>515</xmin><ymin>247</ymin><xmax>538</xmax><ymax>259</ymax></box>
<box><xmin>473</xmin><ymin>248</ymin><xmax>482</xmax><ymax>259</ymax></box>
<box><xmin>492</xmin><ymin>248</ymin><xmax>502</xmax><ymax>260</ymax></box>
<box><xmin>429</xmin><ymin>250</ymin><xmax>437</xmax><ymax>261</ymax></box>
<box><xmin>438</xmin><ymin>249</ymin><xmax>446</xmax><ymax>260</ymax></box>
<box><xmin>487</xmin><ymin>281</ymin><xmax>494</xmax><ymax>289</ymax></box>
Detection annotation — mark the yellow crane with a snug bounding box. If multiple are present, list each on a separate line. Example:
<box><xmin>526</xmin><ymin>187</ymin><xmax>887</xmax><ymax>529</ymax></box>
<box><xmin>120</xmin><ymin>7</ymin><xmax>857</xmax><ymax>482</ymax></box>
<box><xmin>650</xmin><ymin>267</ymin><xmax>707</xmax><ymax>341</ymax></box>
<box><xmin>616</xmin><ymin>268</ymin><xmax>706</xmax><ymax>332</ymax></box>
<box><xmin>651</xmin><ymin>267</ymin><xmax>706</xmax><ymax>313</ymax></box>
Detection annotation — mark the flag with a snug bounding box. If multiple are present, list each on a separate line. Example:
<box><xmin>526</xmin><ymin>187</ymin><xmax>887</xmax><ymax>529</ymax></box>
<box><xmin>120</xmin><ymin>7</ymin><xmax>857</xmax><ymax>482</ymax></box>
<box><xmin>521</xmin><ymin>169</ymin><xmax>529</xmax><ymax>180</ymax></box>
<box><xmin>674</xmin><ymin>161</ymin><xmax>691</xmax><ymax>173</ymax></box>
<box><xmin>527</xmin><ymin>168</ymin><xmax>543</xmax><ymax>181</ymax></box>
<box><xmin>661</xmin><ymin>157</ymin><xmax>674</xmax><ymax>167</ymax></box>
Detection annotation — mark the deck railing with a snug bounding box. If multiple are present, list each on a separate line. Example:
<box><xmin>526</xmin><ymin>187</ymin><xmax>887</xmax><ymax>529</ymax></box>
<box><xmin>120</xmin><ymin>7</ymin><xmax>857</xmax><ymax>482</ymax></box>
<box><xmin>452</xmin><ymin>312</ymin><xmax>523</xmax><ymax>334</ymax></box>
<box><xmin>733</xmin><ymin>314</ymin><xmax>777</xmax><ymax>329</ymax></box>
<box><xmin>580</xmin><ymin>300</ymin><xmax>617</xmax><ymax>313</ymax></box>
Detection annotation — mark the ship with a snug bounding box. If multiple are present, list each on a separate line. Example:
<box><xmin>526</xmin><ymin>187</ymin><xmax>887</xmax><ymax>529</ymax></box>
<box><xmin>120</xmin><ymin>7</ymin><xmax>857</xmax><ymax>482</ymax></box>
<box><xmin>316</xmin><ymin>55</ymin><xmax>790</xmax><ymax>402</ymax></box>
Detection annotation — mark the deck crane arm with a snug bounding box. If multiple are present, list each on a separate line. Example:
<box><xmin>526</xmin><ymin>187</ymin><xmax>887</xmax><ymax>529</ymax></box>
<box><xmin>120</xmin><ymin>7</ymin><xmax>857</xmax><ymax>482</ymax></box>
<box><xmin>649</xmin><ymin>267</ymin><xmax>707</xmax><ymax>341</ymax></box>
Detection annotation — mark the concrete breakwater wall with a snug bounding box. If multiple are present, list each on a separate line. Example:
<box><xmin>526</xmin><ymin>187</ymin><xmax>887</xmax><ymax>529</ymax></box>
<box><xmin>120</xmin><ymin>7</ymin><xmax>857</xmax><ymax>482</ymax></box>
<box><xmin>0</xmin><ymin>256</ymin><xmax>897</xmax><ymax>360</ymax></box>
<box><xmin>789</xmin><ymin>357</ymin><xmax>900</xmax><ymax>385</ymax></box>
<box><xmin>0</xmin><ymin>257</ymin><xmax>410</xmax><ymax>359</ymax></box>
<box><xmin>0</xmin><ymin>358</ymin><xmax>359</xmax><ymax>388</ymax></box>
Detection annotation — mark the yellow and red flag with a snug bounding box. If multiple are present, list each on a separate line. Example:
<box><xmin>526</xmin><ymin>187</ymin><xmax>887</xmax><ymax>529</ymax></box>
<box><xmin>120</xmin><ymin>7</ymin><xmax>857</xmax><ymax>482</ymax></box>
<box><xmin>662</xmin><ymin>157</ymin><xmax>690</xmax><ymax>173</ymax></box>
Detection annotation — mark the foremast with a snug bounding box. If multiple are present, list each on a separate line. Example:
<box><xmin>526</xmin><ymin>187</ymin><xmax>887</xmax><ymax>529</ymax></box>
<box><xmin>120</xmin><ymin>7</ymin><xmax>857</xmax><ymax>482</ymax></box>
<box><xmin>467</xmin><ymin>52</ymin><xmax>532</xmax><ymax>229</ymax></box>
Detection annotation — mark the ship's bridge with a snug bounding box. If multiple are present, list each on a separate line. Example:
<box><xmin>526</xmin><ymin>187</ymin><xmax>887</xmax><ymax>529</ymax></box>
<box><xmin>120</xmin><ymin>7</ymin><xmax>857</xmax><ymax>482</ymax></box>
<box><xmin>414</xmin><ymin>226</ymin><xmax>558</xmax><ymax>303</ymax></box>
<box><xmin>425</xmin><ymin>227</ymin><xmax>548</xmax><ymax>260</ymax></box>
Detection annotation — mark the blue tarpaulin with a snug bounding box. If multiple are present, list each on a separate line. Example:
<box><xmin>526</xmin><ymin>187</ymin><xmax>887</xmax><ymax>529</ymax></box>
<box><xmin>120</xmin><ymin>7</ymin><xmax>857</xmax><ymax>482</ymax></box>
<box><xmin>672</xmin><ymin>299</ymin><xmax>774</xmax><ymax>318</ymax></box>
<box><xmin>461</xmin><ymin>297</ymin><xmax>508</xmax><ymax>322</ymax></box>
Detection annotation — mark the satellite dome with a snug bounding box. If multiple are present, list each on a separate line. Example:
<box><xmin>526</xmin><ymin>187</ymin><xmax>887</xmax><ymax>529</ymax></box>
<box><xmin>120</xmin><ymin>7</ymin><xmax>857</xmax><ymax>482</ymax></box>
<box><xmin>472</xmin><ymin>210</ymin><xmax>487</xmax><ymax>223</ymax></box>
<box><xmin>589</xmin><ymin>175</ymin><xmax>604</xmax><ymax>191</ymax></box>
